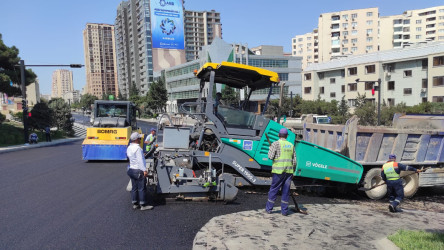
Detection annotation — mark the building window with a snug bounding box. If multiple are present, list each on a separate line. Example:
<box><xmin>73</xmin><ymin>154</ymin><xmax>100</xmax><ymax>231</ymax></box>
<box><xmin>416</xmin><ymin>35</ymin><xmax>422</xmax><ymax>39</ymax></box>
<box><xmin>351</xmin><ymin>13</ymin><xmax>358</xmax><ymax>19</ymax></box>
<box><xmin>351</xmin><ymin>38</ymin><xmax>357</xmax><ymax>43</ymax></box>
<box><xmin>367</xmin><ymin>12</ymin><xmax>373</xmax><ymax>17</ymax></box>
<box><xmin>388</xmin><ymin>81</ymin><xmax>395</xmax><ymax>90</ymax></box>
<box><xmin>348</xmin><ymin>99</ymin><xmax>356</xmax><ymax>107</ymax></box>
<box><xmin>332</xmin><ymin>15</ymin><xmax>340</xmax><ymax>21</ymax></box>
<box><xmin>318</xmin><ymin>72</ymin><xmax>324</xmax><ymax>80</ymax></box>
<box><xmin>433</xmin><ymin>56</ymin><xmax>444</xmax><ymax>66</ymax></box>
<box><xmin>330</xmin><ymin>92</ymin><xmax>336</xmax><ymax>98</ymax></box>
<box><xmin>351</xmin><ymin>30</ymin><xmax>358</xmax><ymax>35</ymax></box>
<box><xmin>385</xmin><ymin>63</ymin><xmax>395</xmax><ymax>72</ymax></box>
<box><xmin>387</xmin><ymin>98</ymin><xmax>395</xmax><ymax>106</ymax></box>
<box><xmin>432</xmin><ymin>96</ymin><xmax>444</xmax><ymax>102</ymax></box>
<box><xmin>404</xmin><ymin>88</ymin><xmax>412</xmax><ymax>95</ymax></box>
<box><xmin>278</xmin><ymin>73</ymin><xmax>289</xmax><ymax>81</ymax></box>
<box><xmin>404</xmin><ymin>70</ymin><xmax>412</xmax><ymax>77</ymax></box>
<box><xmin>365</xmin><ymin>64</ymin><xmax>376</xmax><ymax>74</ymax></box>
<box><xmin>343</xmin><ymin>23</ymin><xmax>349</xmax><ymax>28</ymax></box>
<box><xmin>365</xmin><ymin>82</ymin><xmax>374</xmax><ymax>90</ymax></box>
<box><xmin>298</xmin><ymin>38</ymin><xmax>303</xmax><ymax>42</ymax></box>
<box><xmin>341</xmin><ymin>85</ymin><xmax>345</xmax><ymax>93</ymax></box>
<box><xmin>422</xmin><ymin>59</ymin><xmax>428</xmax><ymax>70</ymax></box>
<box><xmin>367</xmin><ymin>37</ymin><xmax>373</xmax><ymax>42</ymax></box>
<box><xmin>304</xmin><ymin>87</ymin><xmax>312</xmax><ymax>94</ymax></box>
<box><xmin>352</xmin><ymin>22</ymin><xmax>358</xmax><ymax>27</ymax></box>
<box><xmin>433</xmin><ymin>76</ymin><xmax>444</xmax><ymax>86</ymax></box>
<box><xmin>351</xmin><ymin>47</ymin><xmax>358</xmax><ymax>52</ymax></box>
<box><xmin>366</xmin><ymin>46</ymin><xmax>373</xmax><ymax>52</ymax></box>
<box><xmin>341</xmin><ymin>69</ymin><xmax>345</xmax><ymax>77</ymax></box>
<box><xmin>348</xmin><ymin>67</ymin><xmax>357</xmax><ymax>75</ymax></box>
<box><xmin>320</xmin><ymin>87</ymin><xmax>325</xmax><ymax>94</ymax></box>
<box><xmin>416</xmin><ymin>20</ymin><xmax>422</xmax><ymax>24</ymax></box>
<box><xmin>343</xmin><ymin>48</ymin><xmax>348</xmax><ymax>53</ymax></box>
<box><xmin>342</xmin><ymin>14</ymin><xmax>348</xmax><ymax>20</ymax></box>
<box><xmin>404</xmin><ymin>19</ymin><xmax>410</xmax><ymax>24</ymax></box>
<box><xmin>343</xmin><ymin>31</ymin><xmax>349</xmax><ymax>36</ymax></box>
<box><xmin>348</xmin><ymin>83</ymin><xmax>357</xmax><ymax>91</ymax></box>
<box><xmin>366</xmin><ymin>29</ymin><xmax>373</xmax><ymax>34</ymax></box>
<box><xmin>416</xmin><ymin>27</ymin><xmax>422</xmax><ymax>31</ymax></box>
<box><xmin>422</xmin><ymin>79</ymin><xmax>428</xmax><ymax>88</ymax></box>
<box><xmin>367</xmin><ymin>20</ymin><xmax>373</xmax><ymax>25</ymax></box>
<box><xmin>304</xmin><ymin>73</ymin><xmax>312</xmax><ymax>80</ymax></box>
<box><xmin>330</xmin><ymin>78</ymin><xmax>336</xmax><ymax>84</ymax></box>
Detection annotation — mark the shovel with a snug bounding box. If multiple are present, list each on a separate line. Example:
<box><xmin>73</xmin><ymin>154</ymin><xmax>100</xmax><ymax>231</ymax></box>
<box><xmin>358</xmin><ymin>167</ymin><xmax>429</xmax><ymax>191</ymax></box>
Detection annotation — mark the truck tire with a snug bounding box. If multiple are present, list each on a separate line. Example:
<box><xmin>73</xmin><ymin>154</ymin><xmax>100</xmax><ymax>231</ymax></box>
<box><xmin>363</xmin><ymin>168</ymin><xmax>387</xmax><ymax>200</ymax></box>
<box><xmin>401</xmin><ymin>171</ymin><xmax>419</xmax><ymax>198</ymax></box>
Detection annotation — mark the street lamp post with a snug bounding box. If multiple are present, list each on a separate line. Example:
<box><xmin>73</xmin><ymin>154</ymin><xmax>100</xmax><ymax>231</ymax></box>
<box><xmin>355</xmin><ymin>78</ymin><xmax>382</xmax><ymax>126</ymax></box>
<box><xmin>18</xmin><ymin>61</ymin><xmax>83</xmax><ymax>144</ymax></box>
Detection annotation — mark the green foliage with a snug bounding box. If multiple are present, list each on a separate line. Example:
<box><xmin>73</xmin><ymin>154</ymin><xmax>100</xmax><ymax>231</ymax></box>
<box><xmin>118</xmin><ymin>91</ymin><xmax>126</xmax><ymax>101</ymax></box>
<box><xmin>48</xmin><ymin>98</ymin><xmax>74</xmax><ymax>136</ymax></box>
<box><xmin>0</xmin><ymin>33</ymin><xmax>37</xmax><ymax>96</ymax></box>
<box><xmin>353</xmin><ymin>93</ymin><xmax>377</xmax><ymax>126</ymax></box>
<box><xmin>0</xmin><ymin>112</ymin><xmax>5</xmax><ymax>124</ymax></box>
<box><xmin>10</xmin><ymin>111</ymin><xmax>23</xmax><ymax>122</ymax></box>
<box><xmin>146</xmin><ymin>79</ymin><xmax>168</xmax><ymax>114</ymax></box>
<box><xmin>388</xmin><ymin>229</ymin><xmax>444</xmax><ymax>250</ymax></box>
<box><xmin>79</xmin><ymin>93</ymin><xmax>98</xmax><ymax>111</ymax></box>
<box><xmin>221</xmin><ymin>86</ymin><xmax>240</xmax><ymax>107</ymax></box>
<box><xmin>0</xmin><ymin>122</ymin><xmax>65</xmax><ymax>146</ymax></box>
<box><xmin>28</xmin><ymin>102</ymin><xmax>53</xmax><ymax>130</ymax></box>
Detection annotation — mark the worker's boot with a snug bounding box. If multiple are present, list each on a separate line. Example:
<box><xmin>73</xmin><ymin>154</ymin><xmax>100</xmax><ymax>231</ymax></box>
<box><xmin>395</xmin><ymin>206</ymin><xmax>403</xmax><ymax>213</ymax></box>
<box><xmin>389</xmin><ymin>204</ymin><xmax>395</xmax><ymax>213</ymax></box>
<box><xmin>140</xmin><ymin>205</ymin><xmax>153</xmax><ymax>211</ymax></box>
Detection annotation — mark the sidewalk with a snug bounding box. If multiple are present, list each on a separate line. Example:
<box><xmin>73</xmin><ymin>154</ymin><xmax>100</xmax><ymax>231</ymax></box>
<box><xmin>193</xmin><ymin>203</ymin><xmax>444</xmax><ymax>250</ymax></box>
<box><xmin>0</xmin><ymin>137</ymin><xmax>84</xmax><ymax>154</ymax></box>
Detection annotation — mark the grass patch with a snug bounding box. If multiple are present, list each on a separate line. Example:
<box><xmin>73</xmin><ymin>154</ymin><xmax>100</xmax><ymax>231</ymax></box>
<box><xmin>388</xmin><ymin>229</ymin><xmax>444</xmax><ymax>250</ymax></box>
<box><xmin>0</xmin><ymin>122</ymin><xmax>66</xmax><ymax>147</ymax></box>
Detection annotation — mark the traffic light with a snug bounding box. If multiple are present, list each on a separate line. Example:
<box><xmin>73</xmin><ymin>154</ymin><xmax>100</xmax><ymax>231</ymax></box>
<box><xmin>372</xmin><ymin>88</ymin><xmax>375</xmax><ymax>96</ymax></box>
<box><xmin>28</xmin><ymin>112</ymin><xmax>32</xmax><ymax>117</ymax></box>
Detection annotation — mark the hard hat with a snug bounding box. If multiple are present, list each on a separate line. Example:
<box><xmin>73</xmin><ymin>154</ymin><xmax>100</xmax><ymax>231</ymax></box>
<box><xmin>279</xmin><ymin>128</ymin><xmax>288</xmax><ymax>136</ymax></box>
<box><xmin>130</xmin><ymin>132</ymin><xmax>142</xmax><ymax>141</ymax></box>
<box><xmin>389</xmin><ymin>154</ymin><xmax>396</xmax><ymax>160</ymax></box>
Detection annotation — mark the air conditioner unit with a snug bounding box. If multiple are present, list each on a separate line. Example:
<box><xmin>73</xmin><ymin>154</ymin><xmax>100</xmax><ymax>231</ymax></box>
<box><xmin>367</xmin><ymin>33</ymin><xmax>369</xmax><ymax>36</ymax></box>
<box><xmin>344</xmin><ymin>35</ymin><xmax>347</xmax><ymax>38</ymax></box>
<box><xmin>421</xmin><ymin>88</ymin><xmax>427</xmax><ymax>93</ymax></box>
<box><xmin>385</xmin><ymin>72</ymin><xmax>391</xmax><ymax>77</ymax></box>
<box><xmin>353</xmin><ymin>26</ymin><xmax>355</xmax><ymax>29</ymax></box>
<box><xmin>344</xmin><ymin>27</ymin><xmax>347</xmax><ymax>30</ymax></box>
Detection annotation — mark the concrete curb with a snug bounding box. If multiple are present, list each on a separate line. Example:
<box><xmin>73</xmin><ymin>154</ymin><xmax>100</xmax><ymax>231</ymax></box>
<box><xmin>0</xmin><ymin>137</ymin><xmax>84</xmax><ymax>154</ymax></box>
<box><xmin>373</xmin><ymin>237</ymin><xmax>400</xmax><ymax>250</ymax></box>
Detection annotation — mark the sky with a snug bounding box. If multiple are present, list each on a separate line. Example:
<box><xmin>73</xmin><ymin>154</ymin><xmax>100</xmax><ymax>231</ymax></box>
<box><xmin>1</xmin><ymin>0</ymin><xmax>443</xmax><ymax>95</ymax></box>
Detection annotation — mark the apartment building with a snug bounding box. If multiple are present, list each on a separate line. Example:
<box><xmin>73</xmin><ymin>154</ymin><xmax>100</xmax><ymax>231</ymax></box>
<box><xmin>380</xmin><ymin>6</ymin><xmax>444</xmax><ymax>50</ymax></box>
<box><xmin>293</xmin><ymin>7</ymin><xmax>379</xmax><ymax>69</ymax></box>
<box><xmin>164</xmin><ymin>38</ymin><xmax>302</xmax><ymax>113</ymax></box>
<box><xmin>302</xmin><ymin>42</ymin><xmax>444</xmax><ymax>108</ymax></box>
<box><xmin>184</xmin><ymin>10</ymin><xmax>222</xmax><ymax>61</ymax></box>
<box><xmin>83</xmin><ymin>23</ymin><xmax>118</xmax><ymax>99</ymax></box>
<box><xmin>26</xmin><ymin>79</ymin><xmax>40</xmax><ymax>106</ymax></box>
<box><xmin>115</xmin><ymin>0</ymin><xmax>186</xmax><ymax>98</ymax></box>
<box><xmin>293</xmin><ymin>5</ymin><xmax>444</xmax><ymax>69</ymax></box>
<box><xmin>51</xmin><ymin>69</ymin><xmax>73</xmax><ymax>98</ymax></box>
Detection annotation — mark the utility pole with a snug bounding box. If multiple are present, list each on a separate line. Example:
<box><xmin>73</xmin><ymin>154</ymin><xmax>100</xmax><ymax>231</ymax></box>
<box><xmin>20</xmin><ymin>60</ymin><xmax>29</xmax><ymax>144</ymax></box>
<box><xmin>18</xmin><ymin>62</ymin><xmax>84</xmax><ymax>144</ymax></box>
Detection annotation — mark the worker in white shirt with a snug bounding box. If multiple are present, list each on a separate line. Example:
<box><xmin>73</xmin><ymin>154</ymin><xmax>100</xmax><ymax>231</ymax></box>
<box><xmin>127</xmin><ymin>132</ymin><xmax>153</xmax><ymax>211</ymax></box>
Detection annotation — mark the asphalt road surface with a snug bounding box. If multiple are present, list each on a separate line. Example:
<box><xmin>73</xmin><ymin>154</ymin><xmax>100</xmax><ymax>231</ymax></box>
<box><xmin>0</xmin><ymin>141</ymin><xmax>266</xmax><ymax>249</ymax></box>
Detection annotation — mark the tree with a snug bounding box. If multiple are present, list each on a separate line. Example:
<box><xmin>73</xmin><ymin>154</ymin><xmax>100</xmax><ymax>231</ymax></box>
<box><xmin>221</xmin><ymin>86</ymin><xmax>239</xmax><ymax>107</ymax></box>
<box><xmin>0</xmin><ymin>34</ymin><xmax>37</xmax><ymax>96</ymax></box>
<box><xmin>0</xmin><ymin>112</ymin><xmax>5</xmax><ymax>124</ymax></box>
<box><xmin>353</xmin><ymin>93</ymin><xmax>377</xmax><ymax>126</ymax></box>
<box><xmin>28</xmin><ymin>102</ymin><xmax>53</xmax><ymax>130</ymax></box>
<box><xmin>332</xmin><ymin>96</ymin><xmax>350</xmax><ymax>124</ymax></box>
<box><xmin>146</xmin><ymin>79</ymin><xmax>168</xmax><ymax>114</ymax></box>
<box><xmin>49</xmin><ymin>98</ymin><xmax>74</xmax><ymax>136</ymax></box>
<box><xmin>80</xmin><ymin>93</ymin><xmax>98</xmax><ymax>111</ymax></box>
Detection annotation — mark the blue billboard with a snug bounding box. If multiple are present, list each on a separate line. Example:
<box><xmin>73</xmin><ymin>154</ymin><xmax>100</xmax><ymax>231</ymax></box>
<box><xmin>150</xmin><ymin>0</ymin><xmax>184</xmax><ymax>50</ymax></box>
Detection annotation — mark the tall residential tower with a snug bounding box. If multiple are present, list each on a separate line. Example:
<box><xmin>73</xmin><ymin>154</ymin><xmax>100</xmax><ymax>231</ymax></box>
<box><xmin>184</xmin><ymin>10</ymin><xmax>222</xmax><ymax>61</ymax></box>
<box><xmin>83</xmin><ymin>23</ymin><xmax>119</xmax><ymax>98</ymax></box>
<box><xmin>51</xmin><ymin>69</ymin><xmax>73</xmax><ymax>98</ymax></box>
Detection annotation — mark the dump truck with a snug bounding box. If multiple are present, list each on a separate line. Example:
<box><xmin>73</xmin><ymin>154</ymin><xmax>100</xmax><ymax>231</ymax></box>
<box><xmin>299</xmin><ymin>114</ymin><xmax>444</xmax><ymax>199</ymax></box>
<box><xmin>82</xmin><ymin>100</ymin><xmax>141</xmax><ymax>160</ymax></box>
<box><xmin>140</xmin><ymin>62</ymin><xmax>363</xmax><ymax>202</ymax></box>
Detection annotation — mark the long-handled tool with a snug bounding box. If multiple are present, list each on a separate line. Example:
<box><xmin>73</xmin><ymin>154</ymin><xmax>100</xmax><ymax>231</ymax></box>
<box><xmin>358</xmin><ymin>167</ymin><xmax>429</xmax><ymax>191</ymax></box>
<box><xmin>265</xmin><ymin>133</ymin><xmax>307</xmax><ymax>214</ymax></box>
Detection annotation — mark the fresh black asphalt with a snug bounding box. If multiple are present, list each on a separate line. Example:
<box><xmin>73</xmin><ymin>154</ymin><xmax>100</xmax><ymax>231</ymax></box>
<box><xmin>0</xmin><ymin>140</ymin><xmax>267</xmax><ymax>249</ymax></box>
